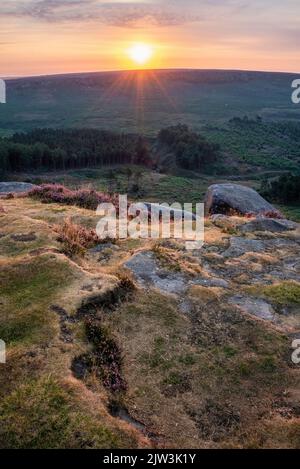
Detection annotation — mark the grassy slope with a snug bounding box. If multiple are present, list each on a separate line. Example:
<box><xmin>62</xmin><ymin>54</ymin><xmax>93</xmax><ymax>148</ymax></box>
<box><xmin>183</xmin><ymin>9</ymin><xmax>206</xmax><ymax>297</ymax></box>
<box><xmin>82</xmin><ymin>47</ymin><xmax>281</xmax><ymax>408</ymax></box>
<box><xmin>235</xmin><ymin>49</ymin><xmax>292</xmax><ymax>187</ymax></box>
<box><xmin>0</xmin><ymin>198</ymin><xmax>146</xmax><ymax>449</ymax></box>
<box><xmin>0</xmin><ymin>195</ymin><xmax>299</xmax><ymax>448</ymax></box>
<box><xmin>202</xmin><ymin>121</ymin><xmax>300</xmax><ymax>172</ymax></box>
<box><xmin>7</xmin><ymin>166</ymin><xmax>300</xmax><ymax>221</ymax></box>
<box><xmin>1</xmin><ymin>69</ymin><xmax>300</xmax><ymax>136</ymax></box>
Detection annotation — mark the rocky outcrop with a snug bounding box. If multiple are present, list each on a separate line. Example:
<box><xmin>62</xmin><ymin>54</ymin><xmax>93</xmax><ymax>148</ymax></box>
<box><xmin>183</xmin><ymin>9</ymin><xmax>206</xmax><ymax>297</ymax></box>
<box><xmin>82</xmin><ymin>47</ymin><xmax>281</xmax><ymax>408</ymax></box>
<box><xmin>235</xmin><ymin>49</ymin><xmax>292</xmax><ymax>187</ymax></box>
<box><xmin>222</xmin><ymin>237</ymin><xmax>266</xmax><ymax>258</ymax></box>
<box><xmin>133</xmin><ymin>202</ymin><xmax>197</xmax><ymax>221</ymax></box>
<box><xmin>0</xmin><ymin>182</ymin><xmax>39</xmax><ymax>194</ymax></box>
<box><xmin>204</xmin><ymin>183</ymin><xmax>280</xmax><ymax>217</ymax></box>
<box><xmin>239</xmin><ymin>218</ymin><xmax>298</xmax><ymax>233</ymax></box>
<box><xmin>124</xmin><ymin>251</ymin><xmax>229</xmax><ymax>295</ymax></box>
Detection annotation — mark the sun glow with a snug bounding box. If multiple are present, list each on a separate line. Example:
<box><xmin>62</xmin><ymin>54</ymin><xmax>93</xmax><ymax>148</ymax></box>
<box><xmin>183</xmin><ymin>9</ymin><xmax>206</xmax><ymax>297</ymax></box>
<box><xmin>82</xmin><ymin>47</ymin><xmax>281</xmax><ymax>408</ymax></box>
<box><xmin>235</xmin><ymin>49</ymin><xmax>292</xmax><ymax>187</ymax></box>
<box><xmin>128</xmin><ymin>43</ymin><xmax>154</xmax><ymax>66</ymax></box>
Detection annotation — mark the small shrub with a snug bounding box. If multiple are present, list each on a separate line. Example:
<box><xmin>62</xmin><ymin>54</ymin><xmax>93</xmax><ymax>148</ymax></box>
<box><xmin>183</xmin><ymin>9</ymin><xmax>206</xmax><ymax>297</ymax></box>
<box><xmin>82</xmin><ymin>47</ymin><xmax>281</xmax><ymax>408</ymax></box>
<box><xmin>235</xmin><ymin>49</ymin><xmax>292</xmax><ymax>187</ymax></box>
<box><xmin>116</xmin><ymin>273</ymin><xmax>135</xmax><ymax>294</ymax></box>
<box><xmin>262</xmin><ymin>210</ymin><xmax>284</xmax><ymax>220</ymax></box>
<box><xmin>259</xmin><ymin>356</ymin><xmax>277</xmax><ymax>373</ymax></box>
<box><xmin>54</xmin><ymin>217</ymin><xmax>98</xmax><ymax>257</ymax></box>
<box><xmin>244</xmin><ymin>210</ymin><xmax>283</xmax><ymax>219</ymax></box>
<box><xmin>29</xmin><ymin>184</ymin><xmax>117</xmax><ymax>210</ymax></box>
<box><xmin>247</xmin><ymin>281</ymin><xmax>300</xmax><ymax>306</ymax></box>
<box><xmin>262</xmin><ymin>281</ymin><xmax>300</xmax><ymax>305</ymax></box>
<box><xmin>223</xmin><ymin>346</ymin><xmax>237</xmax><ymax>358</ymax></box>
<box><xmin>152</xmin><ymin>243</ymin><xmax>181</xmax><ymax>272</ymax></box>
<box><xmin>84</xmin><ymin>320</ymin><xmax>127</xmax><ymax>392</ymax></box>
<box><xmin>178</xmin><ymin>354</ymin><xmax>197</xmax><ymax>366</ymax></box>
<box><xmin>3</xmin><ymin>193</ymin><xmax>14</xmax><ymax>200</ymax></box>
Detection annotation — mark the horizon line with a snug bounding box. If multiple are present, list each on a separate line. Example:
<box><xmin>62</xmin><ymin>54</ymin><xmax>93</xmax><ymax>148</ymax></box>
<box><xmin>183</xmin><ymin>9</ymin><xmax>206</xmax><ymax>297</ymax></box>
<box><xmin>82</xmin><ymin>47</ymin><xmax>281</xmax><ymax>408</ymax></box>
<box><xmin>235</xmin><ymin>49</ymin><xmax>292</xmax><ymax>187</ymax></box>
<box><xmin>3</xmin><ymin>66</ymin><xmax>300</xmax><ymax>80</ymax></box>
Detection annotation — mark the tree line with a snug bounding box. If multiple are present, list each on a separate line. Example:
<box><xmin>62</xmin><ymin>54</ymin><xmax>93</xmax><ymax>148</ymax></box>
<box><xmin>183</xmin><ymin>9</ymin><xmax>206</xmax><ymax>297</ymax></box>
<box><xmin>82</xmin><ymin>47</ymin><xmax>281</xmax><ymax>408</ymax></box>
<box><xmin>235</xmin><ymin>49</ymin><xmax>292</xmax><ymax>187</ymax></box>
<box><xmin>262</xmin><ymin>173</ymin><xmax>300</xmax><ymax>204</ymax></box>
<box><xmin>0</xmin><ymin>128</ymin><xmax>150</xmax><ymax>172</ymax></box>
<box><xmin>157</xmin><ymin>124</ymin><xmax>219</xmax><ymax>171</ymax></box>
<box><xmin>0</xmin><ymin>125</ymin><xmax>219</xmax><ymax>174</ymax></box>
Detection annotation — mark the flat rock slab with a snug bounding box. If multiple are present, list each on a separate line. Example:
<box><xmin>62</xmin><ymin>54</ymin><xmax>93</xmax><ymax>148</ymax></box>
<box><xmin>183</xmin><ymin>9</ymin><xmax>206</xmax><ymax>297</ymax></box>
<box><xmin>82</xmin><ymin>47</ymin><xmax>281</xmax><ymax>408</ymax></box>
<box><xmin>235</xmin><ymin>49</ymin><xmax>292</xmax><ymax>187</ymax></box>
<box><xmin>125</xmin><ymin>251</ymin><xmax>187</xmax><ymax>294</ymax></box>
<box><xmin>267</xmin><ymin>238</ymin><xmax>300</xmax><ymax>248</ymax></box>
<box><xmin>125</xmin><ymin>251</ymin><xmax>229</xmax><ymax>295</ymax></box>
<box><xmin>193</xmin><ymin>277</ymin><xmax>230</xmax><ymax>288</ymax></box>
<box><xmin>223</xmin><ymin>237</ymin><xmax>266</xmax><ymax>258</ymax></box>
<box><xmin>0</xmin><ymin>182</ymin><xmax>38</xmax><ymax>193</ymax></box>
<box><xmin>223</xmin><ymin>236</ymin><xmax>300</xmax><ymax>259</ymax></box>
<box><xmin>240</xmin><ymin>218</ymin><xmax>298</xmax><ymax>233</ymax></box>
<box><xmin>283</xmin><ymin>259</ymin><xmax>300</xmax><ymax>273</ymax></box>
<box><xmin>228</xmin><ymin>295</ymin><xmax>275</xmax><ymax>321</ymax></box>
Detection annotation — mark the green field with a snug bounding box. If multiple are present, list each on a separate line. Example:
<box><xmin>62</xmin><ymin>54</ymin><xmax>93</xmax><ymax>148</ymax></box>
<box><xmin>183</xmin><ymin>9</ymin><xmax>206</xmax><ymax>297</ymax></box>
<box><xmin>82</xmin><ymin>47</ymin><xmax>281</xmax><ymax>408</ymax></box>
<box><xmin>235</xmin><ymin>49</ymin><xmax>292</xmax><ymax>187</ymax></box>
<box><xmin>6</xmin><ymin>165</ymin><xmax>298</xmax><ymax>222</ymax></box>
<box><xmin>1</xmin><ymin>69</ymin><xmax>300</xmax><ymax>449</ymax></box>
<box><xmin>1</xmin><ymin>69</ymin><xmax>300</xmax><ymax>136</ymax></box>
<box><xmin>1</xmin><ymin>69</ymin><xmax>299</xmax><ymax>216</ymax></box>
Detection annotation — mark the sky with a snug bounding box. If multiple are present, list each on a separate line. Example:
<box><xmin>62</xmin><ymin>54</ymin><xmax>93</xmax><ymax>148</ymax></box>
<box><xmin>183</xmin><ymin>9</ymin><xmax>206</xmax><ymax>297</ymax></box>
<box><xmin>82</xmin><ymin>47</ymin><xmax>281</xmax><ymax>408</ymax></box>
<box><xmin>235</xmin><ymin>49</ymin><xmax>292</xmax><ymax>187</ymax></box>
<box><xmin>0</xmin><ymin>0</ymin><xmax>300</xmax><ymax>77</ymax></box>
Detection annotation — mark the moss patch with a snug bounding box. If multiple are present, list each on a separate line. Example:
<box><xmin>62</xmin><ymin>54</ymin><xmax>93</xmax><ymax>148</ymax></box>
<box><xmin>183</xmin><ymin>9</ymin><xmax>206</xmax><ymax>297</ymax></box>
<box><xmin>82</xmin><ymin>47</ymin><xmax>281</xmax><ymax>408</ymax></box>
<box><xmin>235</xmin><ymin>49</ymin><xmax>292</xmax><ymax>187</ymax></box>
<box><xmin>0</xmin><ymin>376</ymin><xmax>131</xmax><ymax>449</ymax></box>
<box><xmin>0</xmin><ymin>255</ymin><xmax>75</xmax><ymax>346</ymax></box>
<box><xmin>246</xmin><ymin>281</ymin><xmax>300</xmax><ymax>306</ymax></box>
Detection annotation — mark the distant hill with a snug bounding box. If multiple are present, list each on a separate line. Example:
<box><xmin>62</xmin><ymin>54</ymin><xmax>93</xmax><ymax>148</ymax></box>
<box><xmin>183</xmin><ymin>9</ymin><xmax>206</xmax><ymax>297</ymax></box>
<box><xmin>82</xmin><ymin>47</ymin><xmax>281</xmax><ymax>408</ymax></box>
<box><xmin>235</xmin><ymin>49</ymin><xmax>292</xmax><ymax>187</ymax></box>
<box><xmin>1</xmin><ymin>69</ymin><xmax>300</xmax><ymax>136</ymax></box>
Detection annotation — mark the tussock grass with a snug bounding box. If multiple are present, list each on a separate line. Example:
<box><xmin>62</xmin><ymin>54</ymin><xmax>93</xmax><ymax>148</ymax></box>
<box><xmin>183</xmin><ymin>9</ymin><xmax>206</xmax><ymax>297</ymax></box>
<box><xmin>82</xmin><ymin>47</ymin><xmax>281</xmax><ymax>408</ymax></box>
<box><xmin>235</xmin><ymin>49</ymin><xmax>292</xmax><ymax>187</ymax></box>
<box><xmin>0</xmin><ymin>376</ymin><xmax>131</xmax><ymax>449</ymax></box>
<box><xmin>246</xmin><ymin>281</ymin><xmax>300</xmax><ymax>306</ymax></box>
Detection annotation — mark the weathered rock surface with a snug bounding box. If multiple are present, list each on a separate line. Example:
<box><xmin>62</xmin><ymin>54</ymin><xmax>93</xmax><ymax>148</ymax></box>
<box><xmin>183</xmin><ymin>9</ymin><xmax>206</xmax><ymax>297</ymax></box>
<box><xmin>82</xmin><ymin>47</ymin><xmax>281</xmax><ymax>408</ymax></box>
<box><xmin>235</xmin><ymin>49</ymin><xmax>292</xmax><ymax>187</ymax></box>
<box><xmin>240</xmin><ymin>218</ymin><xmax>298</xmax><ymax>233</ymax></box>
<box><xmin>133</xmin><ymin>202</ymin><xmax>197</xmax><ymax>221</ymax></box>
<box><xmin>223</xmin><ymin>237</ymin><xmax>266</xmax><ymax>258</ymax></box>
<box><xmin>205</xmin><ymin>183</ymin><xmax>280</xmax><ymax>216</ymax></box>
<box><xmin>228</xmin><ymin>295</ymin><xmax>275</xmax><ymax>321</ymax></box>
<box><xmin>125</xmin><ymin>251</ymin><xmax>187</xmax><ymax>294</ymax></box>
<box><xmin>125</xmin><ymin>251</ymin><xmax>228</xmax><ymax>295</ymax></box>
<box><xmin>0</xmin><ymin>181</ymin><xmax>38</xmax><ymax>194</ymax></box>
<box><xmin>193</xmin><ymin>277</ymin><xmax>229</xmax><ymax>288</ymax></box>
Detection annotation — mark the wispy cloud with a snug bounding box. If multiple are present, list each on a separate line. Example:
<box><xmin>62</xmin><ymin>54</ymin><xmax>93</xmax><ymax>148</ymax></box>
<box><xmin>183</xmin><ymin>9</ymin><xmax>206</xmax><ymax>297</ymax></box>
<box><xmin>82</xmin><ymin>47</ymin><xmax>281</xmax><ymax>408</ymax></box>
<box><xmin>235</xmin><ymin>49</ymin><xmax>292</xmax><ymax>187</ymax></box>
<box><xmin>0</xmin><ymin>0</ymin><xmax>199</xmax><ymax>27</ymax></box>
<box><xmin>1</xmin><ymin>0</ymin><xmax>299</xmax><ymax>74</ymax></box>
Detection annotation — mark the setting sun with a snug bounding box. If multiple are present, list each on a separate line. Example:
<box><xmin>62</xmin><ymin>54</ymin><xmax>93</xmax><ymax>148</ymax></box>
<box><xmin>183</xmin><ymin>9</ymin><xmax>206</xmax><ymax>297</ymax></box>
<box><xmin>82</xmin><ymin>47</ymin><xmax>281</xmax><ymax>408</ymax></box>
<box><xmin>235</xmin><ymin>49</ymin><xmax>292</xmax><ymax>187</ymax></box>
<box><xmin>128</xmin><ymin>43</ymin><xmax>154</xmax><ymax>66</ymax></box>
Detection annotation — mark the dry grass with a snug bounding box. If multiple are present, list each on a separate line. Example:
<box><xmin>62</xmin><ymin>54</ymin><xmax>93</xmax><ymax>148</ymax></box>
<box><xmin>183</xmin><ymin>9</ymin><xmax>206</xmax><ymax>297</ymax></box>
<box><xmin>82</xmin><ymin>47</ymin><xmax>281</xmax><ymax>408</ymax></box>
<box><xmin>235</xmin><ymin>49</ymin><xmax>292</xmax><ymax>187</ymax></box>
<box><xmin>0</xmin><ymin>196</ymin><xmax>299</xmax><ymax>448</ymax></box>
<box><xmin>54</xmin><ymin>217</ymin><xmax>99</xmax><ymax>257</ymax></box>
<box><xmin>152</xmin><ymin>241</ymin><xmax>203</xmax><ymax>275</ymax></box>
<box><xmin>187</xmin><ymin>285</ymin><xmax>226</xmax><ymax>304</ymax></box>
<box><xmin>0</xmin><ymin>198</ymin><xmax>148</xmax><ymax>449</ymax></box>
<box><xmin>101</xmin><ymin>288</ymin><xmax>294</xmax><ymax>448</ymax></box>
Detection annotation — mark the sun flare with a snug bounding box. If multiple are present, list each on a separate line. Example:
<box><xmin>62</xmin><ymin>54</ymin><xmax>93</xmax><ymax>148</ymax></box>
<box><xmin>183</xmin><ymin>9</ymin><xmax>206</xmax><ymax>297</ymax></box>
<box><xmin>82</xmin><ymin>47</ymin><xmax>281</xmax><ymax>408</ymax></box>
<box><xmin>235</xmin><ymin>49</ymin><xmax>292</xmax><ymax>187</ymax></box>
<box><xmin>128</xmin><ymin>43</ymin><xmax>154</xmax><ymax>66</ymax></box>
